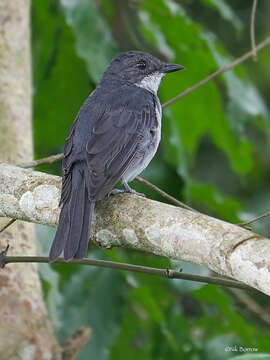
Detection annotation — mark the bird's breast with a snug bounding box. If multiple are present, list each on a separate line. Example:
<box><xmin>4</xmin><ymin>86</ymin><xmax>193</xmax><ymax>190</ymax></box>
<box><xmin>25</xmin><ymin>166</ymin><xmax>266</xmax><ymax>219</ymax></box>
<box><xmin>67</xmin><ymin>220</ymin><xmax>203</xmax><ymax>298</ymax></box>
<box><xmin>122</xmin><ymin>97</ymin><xmax>162</xmax><ymax>182</ymax></box>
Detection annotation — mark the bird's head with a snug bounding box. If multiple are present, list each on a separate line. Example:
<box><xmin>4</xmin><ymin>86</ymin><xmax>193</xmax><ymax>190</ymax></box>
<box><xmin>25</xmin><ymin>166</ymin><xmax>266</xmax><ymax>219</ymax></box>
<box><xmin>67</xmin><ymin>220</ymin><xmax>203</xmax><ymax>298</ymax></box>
<box><xmin>102</xmin><ymin>51</ymin><xmax>184</xmax><ymax>94</ymax></box>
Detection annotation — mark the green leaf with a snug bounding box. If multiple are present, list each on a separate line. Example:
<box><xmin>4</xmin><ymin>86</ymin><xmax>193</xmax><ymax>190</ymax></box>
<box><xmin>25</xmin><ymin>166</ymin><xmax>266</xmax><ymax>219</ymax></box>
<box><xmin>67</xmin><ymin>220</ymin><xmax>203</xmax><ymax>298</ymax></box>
<box><xmin>131</xmin><ymin>287</ymin><xmax>165</xmax><ymax>324</ymax></box>
<box><xmin>193</xmin><ymin>285</ymin><xmax>269</xmax><ymax>346</ymax></box>
<box><xmin>200</xmin><ymin>0</ymin><xmax>242</xmax><ymax>31</ymax></box>
<box><xmin>109</xmin><ymin>304</ymin><xmax>152</xmax><ymax>360</ymax></box>
<box><xmin>132</xmin><ymin>155</ymin><xmax>185</xmax><ymax>204</ymax></box>
<box><xmin>203</xmin><ymin>33</ymin><xmax>270</xmax><ymax>136</ymax></box>
<box><xmin>110</xmin><ymin>287</ymin><xmax>191</xmax><ymax>359</ymax></box>
<box><xmin>32</xmin><ymin>0</ymin><xmax>61</xmax><ymax>90</ymax></box>
<box><xmin>161</xmin><ymin>108</ymin><xmax>189</xmax><ymax>181</ymax></box>
<box><xmin>32</xmin><ymin>0</ymin><xmax>92</xmax><ymax>168</ymax></box>
<box><xmin>61</xmin><ymin>0</ymin><xmax>117</xmax><ymax>83</ymax></box>
<box><xmin>138</xmin><ymin>10</ymin><xmax>175</xmax><ymax>60</ymax></box>
<box><xmin>190</xmin><ymin>181</ymin><xmax>242</xmax><ymax>222</ymax></box>
<box><xmin>138</xmin><ymin>0</ymin><xmax>267</xmax><ymax>177</ymax></box>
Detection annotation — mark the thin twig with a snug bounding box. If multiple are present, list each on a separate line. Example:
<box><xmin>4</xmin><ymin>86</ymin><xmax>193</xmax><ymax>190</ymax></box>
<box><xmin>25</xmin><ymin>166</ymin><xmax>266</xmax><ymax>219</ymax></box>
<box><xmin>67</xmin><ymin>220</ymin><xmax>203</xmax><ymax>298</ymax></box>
<box><xmin>162</xmin><ymin>35</ymin><xmax>270</xmax><ymax>108</ymax></box>
<box><xmin>19</xmin><ymin>153</ymin><xmax>64</xmax><ymax>168</ymax></box>
<box><xmin>250</xmin><ymin>0</ymin><xmax>258</xmax><ymax>61</ymax></box>
<box><xmin>0</xmin><ymin>219</ymin><xmax>16</xmax><ymax>234</ymax></box>
<box><xmin>136</xmin><ymin>176</ymin><xmax>196</xmax><ymax>212</ymax></box>
<box><xmin>2</xmin><ymin>255</ymin><xmax>251</xmax><ymax>290</ymax></box>
<box><xmin>238</xmin><ymin>210</ymin><xmax>270</xmax><ymax>227</ymax></box>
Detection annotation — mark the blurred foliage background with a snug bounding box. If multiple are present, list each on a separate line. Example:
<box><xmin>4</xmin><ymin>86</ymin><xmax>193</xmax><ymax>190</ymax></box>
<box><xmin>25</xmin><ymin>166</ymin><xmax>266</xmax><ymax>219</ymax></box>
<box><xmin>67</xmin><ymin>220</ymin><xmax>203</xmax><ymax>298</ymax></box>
<box><xmin>32</xmin><ymin>0</ymin><xmax>270</xmax><ymax>359</ymax></box>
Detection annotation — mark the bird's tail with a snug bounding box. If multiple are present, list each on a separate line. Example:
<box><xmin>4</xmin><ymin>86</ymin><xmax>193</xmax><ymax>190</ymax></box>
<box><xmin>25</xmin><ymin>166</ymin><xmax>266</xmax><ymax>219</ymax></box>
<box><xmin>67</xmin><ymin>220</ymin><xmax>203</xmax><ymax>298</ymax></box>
<box><xmin>49</xmin><ymin>164</ymin><xmax>95</xmax><ymax>262</ymax></box>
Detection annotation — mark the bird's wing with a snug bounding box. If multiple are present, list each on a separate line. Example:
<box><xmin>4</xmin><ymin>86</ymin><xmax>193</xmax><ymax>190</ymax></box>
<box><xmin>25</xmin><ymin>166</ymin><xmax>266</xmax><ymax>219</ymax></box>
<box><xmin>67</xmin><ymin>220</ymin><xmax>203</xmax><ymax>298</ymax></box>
<box><xmin>85</xmin><ymin>94</ymin><xmax>156</xmax><ymax>200</ymax></box>
<box><xmin>59</xmin><ymin>118</ymin><xmax>78</xmax><ymax>206</ymax></box>
<box><xmin>59</xmin><ymin>93</ymin><xmax>105</xmax><ymax>205</ymax></box>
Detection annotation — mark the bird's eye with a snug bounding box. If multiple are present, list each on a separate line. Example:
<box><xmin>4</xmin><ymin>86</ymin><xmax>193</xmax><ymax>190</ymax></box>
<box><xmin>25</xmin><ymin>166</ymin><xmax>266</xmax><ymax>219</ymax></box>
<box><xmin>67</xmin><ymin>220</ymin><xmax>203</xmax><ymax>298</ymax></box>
<box><xmin>137</xmin><ymin>60</ymin><xmax>147</xmax><ymax>70</ymax></box>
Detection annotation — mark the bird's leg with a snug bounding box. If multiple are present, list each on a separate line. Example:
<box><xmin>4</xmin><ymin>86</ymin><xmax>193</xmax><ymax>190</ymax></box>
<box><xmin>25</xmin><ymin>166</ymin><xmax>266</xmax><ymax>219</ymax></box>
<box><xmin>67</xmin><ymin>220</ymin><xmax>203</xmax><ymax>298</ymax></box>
<box><xmin>122</xmin><ymin>180</ymin><xmax>145</xmax><ymax>197</ymax></box>
<box><xmin>108</xmin><ymin>180</ymin><xmax>146</xmax><ymax>197</ymax></box>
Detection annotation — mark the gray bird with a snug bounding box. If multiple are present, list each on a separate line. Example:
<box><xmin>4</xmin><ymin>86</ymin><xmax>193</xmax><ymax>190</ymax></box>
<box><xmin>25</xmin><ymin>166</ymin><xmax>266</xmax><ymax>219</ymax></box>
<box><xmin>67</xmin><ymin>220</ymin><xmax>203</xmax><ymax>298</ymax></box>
<box><xmin>49</xmin><ymin>50</ymin><xmax>184</xmax><ymax>262</ymax></box>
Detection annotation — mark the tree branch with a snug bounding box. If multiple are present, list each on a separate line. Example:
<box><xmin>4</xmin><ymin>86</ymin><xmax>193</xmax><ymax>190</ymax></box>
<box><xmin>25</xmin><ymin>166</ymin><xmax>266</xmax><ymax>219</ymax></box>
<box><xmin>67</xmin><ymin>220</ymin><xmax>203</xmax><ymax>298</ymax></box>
<box><xmin>1</xmin><ymin>162</ymin><xmax>270</xmax><ymax>296</ymax></box>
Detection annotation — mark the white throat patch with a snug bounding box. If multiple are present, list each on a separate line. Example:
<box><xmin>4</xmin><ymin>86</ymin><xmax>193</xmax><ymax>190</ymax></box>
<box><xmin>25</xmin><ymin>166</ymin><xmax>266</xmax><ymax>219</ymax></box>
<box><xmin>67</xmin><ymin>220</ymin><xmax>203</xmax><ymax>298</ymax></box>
<box><xmin>135</xmin><ymin>72</ymin><xmax>164</xmax><ymax>94</ymax></box>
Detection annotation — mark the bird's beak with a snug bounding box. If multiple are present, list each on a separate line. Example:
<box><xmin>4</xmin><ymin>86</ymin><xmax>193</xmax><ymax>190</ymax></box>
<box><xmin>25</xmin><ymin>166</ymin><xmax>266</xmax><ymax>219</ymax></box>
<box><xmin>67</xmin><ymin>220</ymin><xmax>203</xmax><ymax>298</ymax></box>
<box><xmin>162</xmin><ymin>63</ymin><xmax>185</xmax><ymax>73</ymax></box>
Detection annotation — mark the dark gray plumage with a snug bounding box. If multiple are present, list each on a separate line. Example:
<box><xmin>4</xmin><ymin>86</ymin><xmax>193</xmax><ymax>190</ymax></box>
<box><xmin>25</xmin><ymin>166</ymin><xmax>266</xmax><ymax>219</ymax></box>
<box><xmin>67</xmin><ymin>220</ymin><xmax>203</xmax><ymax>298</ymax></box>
<box><xmin>49</xmin><ymin>50</ymin><xmax>184</xmax><ymax>261</ymax></box>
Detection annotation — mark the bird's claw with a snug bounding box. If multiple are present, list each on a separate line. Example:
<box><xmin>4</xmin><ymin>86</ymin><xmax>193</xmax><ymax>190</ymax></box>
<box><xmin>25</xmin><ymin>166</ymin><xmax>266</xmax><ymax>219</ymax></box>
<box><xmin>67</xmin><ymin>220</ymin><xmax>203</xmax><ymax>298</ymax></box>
<box><xmin>127</xmin><ymin>189</ymin><xmax>146</xmax><ymax>197</ymax></box>
<box><xmin>107</xmin><ymin>189</ymin><xmax>126</xmax><ymax>197</ymax></box>
<box><xmin>108</xmin><ymin>188</ymin><xmax>145</xmax><ymax>198</ymax></box>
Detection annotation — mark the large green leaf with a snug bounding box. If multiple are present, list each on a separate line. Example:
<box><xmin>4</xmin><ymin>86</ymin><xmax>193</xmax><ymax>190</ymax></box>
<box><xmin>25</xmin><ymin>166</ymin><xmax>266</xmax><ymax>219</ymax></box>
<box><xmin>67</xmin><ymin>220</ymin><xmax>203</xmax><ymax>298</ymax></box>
<box><xmin>60</xmin><ymin>0</ymin><xmax>117</xmax><ymax>83</ymax></box>
<box><xmin>200</xmin><ymin>0</ymin><xmax>242</xmax><ymax>31</ymax></box>
<box><xmin>161</xmin><ymin>108</ymin><xmax>189</xmax><ymax>181</ymax></box>
<box><xmin>190</xmin><ymin>181</ymin><xmax>242</xmax><ymax>222</ymax></box>
<box><xmin>32</xmin><ymin>0</ymin><xmax>92</xmax><ymax>168</ymax></box>
<box><xmin>109</xmin><ymin>304</ymin><xmax>152</xmax><ymax>360</ymax></box>
<box><xmin>204</xmin><ymin>33</ymin><xmax>270</xmax><ymax>135</ymax></box>
<box><xmin>109</xmin><ymin>286</ymin><xmax>191</xmax><ymax>359</ymax></box>
<box><xmin>138</xmin><ymin>0</ymin><xmax>268</xmax><ymax>177</ymax></box>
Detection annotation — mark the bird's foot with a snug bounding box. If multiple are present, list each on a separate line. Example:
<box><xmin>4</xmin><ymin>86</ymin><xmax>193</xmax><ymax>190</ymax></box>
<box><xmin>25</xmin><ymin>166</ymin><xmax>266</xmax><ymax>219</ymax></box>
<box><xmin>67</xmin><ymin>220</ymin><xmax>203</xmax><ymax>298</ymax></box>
<box><xmin>122</xmin><ymin>181</ymin><xmax>146</xmax><ymax>197</ymax></box>
<box><xmin>108</xmin><ymin>189</ymin><xmax>126</xmax><ymax>197</ymax></box>
<box><xmin>108</xmin><ymin>182</ymin><xmax>146</xmax><ymax>198</ymax></box>
<box><xmin>124</xmin><ymin>187</ymin><xmax>146</xmax><ymax>197</ymax></box>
